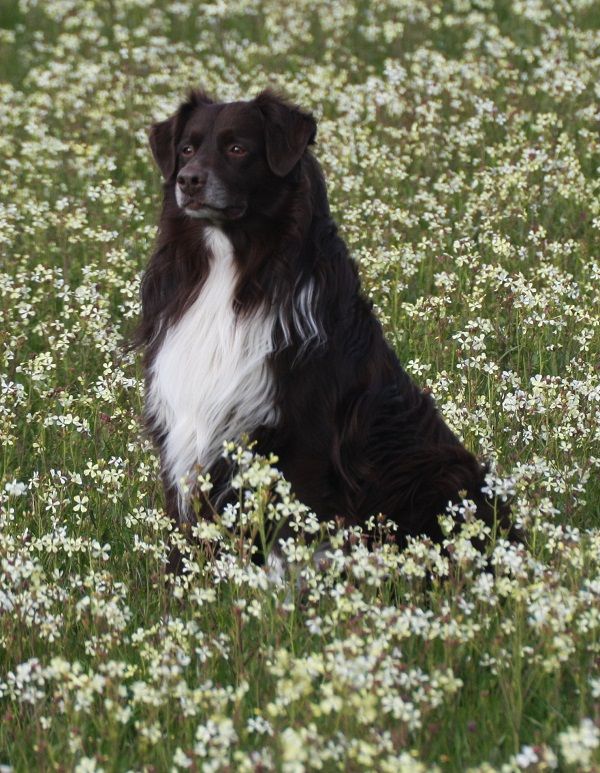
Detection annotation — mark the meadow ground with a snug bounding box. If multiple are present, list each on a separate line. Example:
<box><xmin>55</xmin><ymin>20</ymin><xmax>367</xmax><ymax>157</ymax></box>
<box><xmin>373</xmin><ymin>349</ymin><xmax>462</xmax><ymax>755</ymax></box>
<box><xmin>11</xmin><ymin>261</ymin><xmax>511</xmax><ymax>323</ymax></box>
<box><xmin>1</xmin><ymin>0</ymin><xmax>599</xmax><ymax>770</ymax></box>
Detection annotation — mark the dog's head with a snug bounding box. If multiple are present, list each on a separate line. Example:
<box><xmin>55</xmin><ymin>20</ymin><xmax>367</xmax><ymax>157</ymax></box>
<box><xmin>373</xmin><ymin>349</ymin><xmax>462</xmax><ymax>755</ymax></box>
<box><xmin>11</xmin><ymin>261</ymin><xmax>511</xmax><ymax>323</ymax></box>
<box><xmin>149</xmin><ymin>89</ymin><xmax>316</xmax><ymax>222</ymax></box>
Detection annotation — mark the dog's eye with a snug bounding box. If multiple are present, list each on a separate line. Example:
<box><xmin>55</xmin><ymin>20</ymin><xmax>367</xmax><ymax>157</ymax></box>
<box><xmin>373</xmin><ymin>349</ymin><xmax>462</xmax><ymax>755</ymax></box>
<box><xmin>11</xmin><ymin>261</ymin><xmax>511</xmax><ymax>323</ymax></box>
<box><xmin>181</xmin><ymin>145</ymin><xmax>194</xmax><ymax>156</ymax></box>
<box><xmin>227</xmin><ymin>144</ymin><xmax>247</xmax><ymax>157</ymax></box>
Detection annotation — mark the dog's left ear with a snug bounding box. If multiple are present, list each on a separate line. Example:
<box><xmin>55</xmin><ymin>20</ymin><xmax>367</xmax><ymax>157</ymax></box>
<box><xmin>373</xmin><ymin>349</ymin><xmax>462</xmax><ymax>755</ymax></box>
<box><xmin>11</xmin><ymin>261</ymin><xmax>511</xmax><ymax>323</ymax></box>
<box><xmin>254</xmin><ymin>89</ymin><xmax>317</xmax><ymax>177</ymax></box>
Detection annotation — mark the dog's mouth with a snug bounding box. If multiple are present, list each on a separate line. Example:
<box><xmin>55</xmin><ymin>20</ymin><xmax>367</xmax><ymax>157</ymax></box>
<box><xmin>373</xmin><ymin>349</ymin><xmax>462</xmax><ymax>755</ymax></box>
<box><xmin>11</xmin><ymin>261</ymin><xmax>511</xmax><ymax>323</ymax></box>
<box><xmin>181</xmin><ymin>197</ymin><xmax>246</xmax><ymax>221</ymax></box>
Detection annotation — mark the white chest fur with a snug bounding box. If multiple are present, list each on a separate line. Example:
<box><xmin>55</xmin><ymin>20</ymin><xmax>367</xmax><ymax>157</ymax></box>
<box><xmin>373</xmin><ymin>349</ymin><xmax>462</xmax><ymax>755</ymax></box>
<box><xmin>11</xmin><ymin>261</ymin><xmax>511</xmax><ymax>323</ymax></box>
<box><xmin>146</xmin><ymin>226</ymin><xmax>277</xmax><ymax>501</ymax></box>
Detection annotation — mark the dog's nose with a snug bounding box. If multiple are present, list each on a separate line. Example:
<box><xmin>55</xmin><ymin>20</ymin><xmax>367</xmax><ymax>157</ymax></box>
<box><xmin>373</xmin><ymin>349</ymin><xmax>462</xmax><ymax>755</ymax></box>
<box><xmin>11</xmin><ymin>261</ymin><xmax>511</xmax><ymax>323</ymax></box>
<box><xmin>177</xmin><ymin>169</ymin><xmax>206</xmax><ymax>195</ymax></box>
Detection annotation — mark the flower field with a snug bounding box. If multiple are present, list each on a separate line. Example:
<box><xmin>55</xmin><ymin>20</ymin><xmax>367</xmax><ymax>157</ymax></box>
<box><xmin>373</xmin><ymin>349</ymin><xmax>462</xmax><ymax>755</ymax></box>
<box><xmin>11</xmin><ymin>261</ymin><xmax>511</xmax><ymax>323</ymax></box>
<box><xmin>1</xmin><ymin>0</ymin><xmax>599</xmax><ymax>769</ymax></box>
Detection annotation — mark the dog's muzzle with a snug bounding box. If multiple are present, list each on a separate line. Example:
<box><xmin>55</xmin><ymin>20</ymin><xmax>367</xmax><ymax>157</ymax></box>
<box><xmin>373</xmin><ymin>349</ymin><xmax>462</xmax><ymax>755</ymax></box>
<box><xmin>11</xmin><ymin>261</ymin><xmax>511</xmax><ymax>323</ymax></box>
<box><xmin>176</xmin><ymin>168</ymin><xmax>246</xmax><ymax>221</ymax></box>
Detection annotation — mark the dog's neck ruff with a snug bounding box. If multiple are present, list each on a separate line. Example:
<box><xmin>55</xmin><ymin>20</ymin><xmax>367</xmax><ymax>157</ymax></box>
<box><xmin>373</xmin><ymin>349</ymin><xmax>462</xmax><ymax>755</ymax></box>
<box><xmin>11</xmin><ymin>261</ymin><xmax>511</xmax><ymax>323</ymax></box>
<box><xmin>146</xmin><ymin>225</ymin><xmax>278</xmax><ymax>508</ymax></box>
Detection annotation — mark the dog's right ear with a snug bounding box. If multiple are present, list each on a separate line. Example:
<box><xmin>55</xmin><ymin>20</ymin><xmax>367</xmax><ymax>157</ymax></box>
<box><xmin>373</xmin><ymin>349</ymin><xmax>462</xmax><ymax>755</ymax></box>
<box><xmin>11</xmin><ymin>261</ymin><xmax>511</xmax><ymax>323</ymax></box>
<box><xmin>148</xmin><ymin>89</ymin><xmax>214</xmax><ymax>180</ymax></box>
<box><xmin>149</xmin><ymin>115</ymin><xmax>177</xmax><ymax>179</ymax></box>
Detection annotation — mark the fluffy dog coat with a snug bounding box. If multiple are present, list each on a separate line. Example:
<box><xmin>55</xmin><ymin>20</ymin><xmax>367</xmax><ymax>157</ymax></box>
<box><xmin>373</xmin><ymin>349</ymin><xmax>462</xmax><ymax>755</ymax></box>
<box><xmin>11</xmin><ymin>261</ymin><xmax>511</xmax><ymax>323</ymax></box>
<box><xmin>136</xmin><ymin>89</ymin><xmax>512</xmax><ymax>559</ymax></box>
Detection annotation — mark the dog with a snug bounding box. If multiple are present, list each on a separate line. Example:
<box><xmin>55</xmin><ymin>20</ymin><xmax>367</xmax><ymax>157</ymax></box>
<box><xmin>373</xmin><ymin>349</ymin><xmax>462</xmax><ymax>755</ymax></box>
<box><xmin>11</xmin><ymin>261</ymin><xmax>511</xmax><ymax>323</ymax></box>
<box><xmin>135</xmin><ymin>88</ymin><xmax>514</xmax><ymax>569</ymax></box>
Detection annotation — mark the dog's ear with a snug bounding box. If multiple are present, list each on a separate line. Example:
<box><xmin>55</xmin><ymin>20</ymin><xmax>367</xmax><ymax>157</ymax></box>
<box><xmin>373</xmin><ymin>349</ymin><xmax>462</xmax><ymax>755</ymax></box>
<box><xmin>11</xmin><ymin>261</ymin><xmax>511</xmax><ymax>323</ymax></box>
<box><xmin>149</xmin><ymin>115</ymin><xmax>177</xmax><ymax>179</ymax></box>
<box><xmin>254</xmin><ymin>89</ymin><xmax>317</xmax><ymax>177</ymax></box>
<box><xmin>148</xmin><ymin>89</ymin><xmax>214</xmax><ymax>180</ymax></box>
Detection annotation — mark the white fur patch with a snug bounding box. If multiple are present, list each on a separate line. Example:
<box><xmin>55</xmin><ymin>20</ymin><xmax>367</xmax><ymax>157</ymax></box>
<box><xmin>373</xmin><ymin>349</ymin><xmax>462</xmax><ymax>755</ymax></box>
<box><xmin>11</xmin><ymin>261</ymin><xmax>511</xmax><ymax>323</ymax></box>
<box><xmin>277</xmin><ymin>277</ymin><xmax>326</xmax><ymax>358</ymax></box>
<box><xmin>146</xmin><ymin>226</ymin><xmax>278</xmax><ymax>512</ymax></box>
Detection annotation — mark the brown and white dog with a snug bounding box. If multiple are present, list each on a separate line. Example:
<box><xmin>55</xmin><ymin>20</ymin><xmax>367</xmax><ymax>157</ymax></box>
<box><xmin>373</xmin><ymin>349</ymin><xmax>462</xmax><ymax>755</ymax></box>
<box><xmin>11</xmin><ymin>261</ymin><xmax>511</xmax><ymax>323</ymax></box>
<box><xmin>135</xmin><ymin>89</ymin><xmax>514</xmax><ymax>568</ymax></box>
